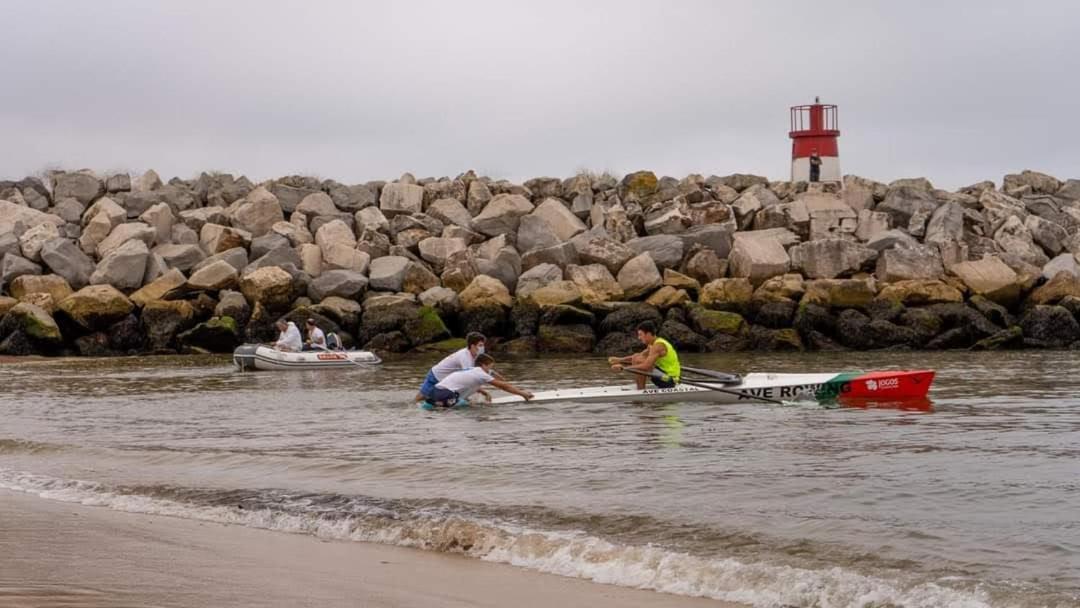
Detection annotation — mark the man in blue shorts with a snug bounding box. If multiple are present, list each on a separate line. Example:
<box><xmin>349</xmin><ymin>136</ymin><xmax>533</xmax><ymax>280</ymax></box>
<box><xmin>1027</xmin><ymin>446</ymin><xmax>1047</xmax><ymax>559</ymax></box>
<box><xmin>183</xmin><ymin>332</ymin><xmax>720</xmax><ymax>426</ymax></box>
<box><xmin>415</xmin><ymin>332</ymin><xmax>489</xmax><ymax>402</ymax></box>
<box><xmin>428</xmin><ymin>354</ymin><xmax>533</xmax><ymax>407</ymax></box>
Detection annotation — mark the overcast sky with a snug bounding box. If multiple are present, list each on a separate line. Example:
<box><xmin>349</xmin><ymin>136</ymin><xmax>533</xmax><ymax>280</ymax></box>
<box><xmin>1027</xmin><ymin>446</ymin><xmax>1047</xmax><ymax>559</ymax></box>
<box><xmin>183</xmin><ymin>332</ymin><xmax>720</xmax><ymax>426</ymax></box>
<box><xmin>2</xmin><ymin>0</ymin><xmax>1077</xmax><ymax>190</ymax></box>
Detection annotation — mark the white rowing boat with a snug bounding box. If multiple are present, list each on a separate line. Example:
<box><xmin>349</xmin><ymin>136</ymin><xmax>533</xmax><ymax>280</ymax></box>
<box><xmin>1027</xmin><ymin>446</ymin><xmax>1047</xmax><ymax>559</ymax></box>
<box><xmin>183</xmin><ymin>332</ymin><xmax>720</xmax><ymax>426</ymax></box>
<box><xmin>233</xmin><ymin>344</ymin><xmax>381</xmax><ymax>371</ymax></box>
<box><xmin>488</xmin><ymin>370</ymin><xmax>935</xmax><ymax>405</ymax></box>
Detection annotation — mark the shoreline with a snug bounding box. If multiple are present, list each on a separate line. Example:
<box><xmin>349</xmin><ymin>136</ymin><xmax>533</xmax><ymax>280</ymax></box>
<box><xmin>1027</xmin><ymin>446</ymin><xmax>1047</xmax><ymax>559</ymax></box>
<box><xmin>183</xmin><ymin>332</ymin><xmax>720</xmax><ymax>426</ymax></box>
<box><xmin>0</xmin><ymin>489</ymin><xmax>738</xmax><ymax>608</ymax></box>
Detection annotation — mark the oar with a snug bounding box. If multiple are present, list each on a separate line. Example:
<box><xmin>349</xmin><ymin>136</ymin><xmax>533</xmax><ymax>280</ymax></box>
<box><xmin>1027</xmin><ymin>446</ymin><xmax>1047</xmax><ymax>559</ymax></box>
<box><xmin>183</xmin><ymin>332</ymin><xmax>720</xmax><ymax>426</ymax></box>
<box><xmin>621</xmin><ymin>368</ymin><xmax>785</xmax><ymax>405</ymax></box>
<box><xmin>680</xmin><ymin>366</ymin><xmax>742</xmax><ymax>384</ymax></box>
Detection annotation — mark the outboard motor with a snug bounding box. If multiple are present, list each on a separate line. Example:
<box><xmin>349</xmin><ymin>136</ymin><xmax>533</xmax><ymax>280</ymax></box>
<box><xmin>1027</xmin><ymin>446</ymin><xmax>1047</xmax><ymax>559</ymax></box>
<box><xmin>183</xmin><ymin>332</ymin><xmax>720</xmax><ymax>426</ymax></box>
<box><xmin>233</xmin><ymin>344</ymin><xmax>260</xmax><ymax>371</ymax></box>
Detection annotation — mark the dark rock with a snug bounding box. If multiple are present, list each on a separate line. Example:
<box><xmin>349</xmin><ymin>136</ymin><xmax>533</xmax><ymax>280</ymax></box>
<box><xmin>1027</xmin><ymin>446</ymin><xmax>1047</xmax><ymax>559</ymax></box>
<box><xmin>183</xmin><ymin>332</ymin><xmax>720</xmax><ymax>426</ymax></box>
<box><xmin>835</xmin><ymin>309</ymin><xmax>874</xmax><ymax>349</ymax></box>
<box><xmin>250</xmin><ymin>233</ymin><xmax>291</xmax><ymax>259</ymax></box>
<box><xmin>0</xmin><ymin>330</ymin><xmax>34</xmax><ymax>356</ymax></box>
<box><xmin>539</xmin><ymin>305</ymin><xmax>595</xmax><ymax>326</ymax></box>
<box><xmin>968</xmin><ymin>295</ymin><xmax>1013</xmax><ymax>328</ymax></box>
<box><xmin>598</xmin><ymin>303</ymin><xmax>663</xmax><ymax>336</ymax></box>
<box><xmin>1060</xmin><ymin>295</ymin><xmax>1080</xmax><ymax>321</ymax></box>
<box><xmin>365</xmin><ymin>330</ymin><xmax>411</xmax><ymax>353</ymax></box>
<box><xmin>865</xmin><ymin>319</ymin><xmax>924</xmax><ymax>348</ymax></box>
<box><xmin>1020</xmin><ymin>305</ymin><xmax>1080</xmax><ymax>347</ymax></box>
<box><xmin>753</xmin><ymin>300</ymin><xmax>796</xmax><ymax>329</ymax></box>
<box><xmin>358</xmin><ymin>300</ymin><xmax>418</xmax><ymax>345</ymax></box>
<box><xmin>593</xmin><ymin>332</ymin><xmax>642</xmax><ymax>356</ymax></box>
<box><xmin>802</xmin><ymin>330</ymin><xmax>847</xmax><ymax>351</ymax></box>
<box><xmin>495</xmin><ymin>336</ymin><xmax>539</xmax><ymax>355</ymax></box>
<box><xmin>74</xmin><ymin>332</ymin><xmax>116</xmax><ymax>356</ymax></box>
<box><xmin>866</xmin><ymin>299</ymin><xmax>904</xmax><ymax>323</ymax></box>
<box><xmin>747</xmin><ymin>326</ymin><xmax>803</xmax><ymax>351</ymax></box>
<box><xmin>972</xmin><ymin>326</ymin><xmax>1024</xmax><ymax>350</ymax></box>
<box><xmin>538</xmin><ymin>324</ymin><xmax>595</xmax><ymax>353</ymax></box>
<box><xmin>511</xmin><ymin>300</ymin><xmax>540</xmax><ymax>337</ymax></box>
<box><xmin>706</xmin><ymin>333</ymin><xmax>749</xmax><ymax>352</ymax></box>
<box><xmin>141</xmin><ymin>300</ymin><xmax>196</xmax><ymax>351</ymax></box>
<box><xmin>244</xmin><ymin>303</ymin><xmax>280</xmax><ymax>344</ymax></box>
<box><xmin>178</xmin><ymin>317</ymin><xmax>241</xmax><ymax>353</ymax></box>
<box><xmin>107</xmin><ymin>314</ymin><xmax>146</xmax><ymax>353</ymax></box>
<box><xmin>459</xmin><ymin>303</ymin><xmax>508</xmax><ymax>338</ymax></box>
<box><xmin>659</xmin><ymin>319</ymin><xmax>708</xmax><ymax>352</ymax></box>
<box><xmin>925</xmin><ymin>327</ymin><xmax>977</xmax><ymax>350</ymax></box>
<box><xmin>924</xmin><ymin>303</ymin><xmax>999</xmax><ymax>339</ymax></box>
<box><xmin>402</xmin><ymin>306</ymin><xmax>451</xmax><ymax>346</ymax></box>
<box><xmin>793</xmin><ymin>303</ymin><xmax>837</xmax><ymax>337</ymax></box>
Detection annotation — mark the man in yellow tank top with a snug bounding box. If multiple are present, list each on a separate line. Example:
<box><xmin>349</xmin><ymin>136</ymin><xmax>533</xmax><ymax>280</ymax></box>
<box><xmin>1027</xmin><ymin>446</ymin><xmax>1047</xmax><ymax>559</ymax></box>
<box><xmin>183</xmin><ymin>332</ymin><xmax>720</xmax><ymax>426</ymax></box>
<box><xmin>608</xmin><ymin>321</ymin><xmax>682</xmax><ymax>389</ymax></box>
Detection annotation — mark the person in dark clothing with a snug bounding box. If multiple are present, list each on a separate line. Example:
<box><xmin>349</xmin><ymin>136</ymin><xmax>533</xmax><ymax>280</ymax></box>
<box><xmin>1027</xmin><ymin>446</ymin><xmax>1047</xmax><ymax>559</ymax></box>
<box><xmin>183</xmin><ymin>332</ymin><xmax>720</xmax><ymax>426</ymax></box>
<box><xmin>809</xmin><ymin>149</ymin><xmax>822</xmax><ymax>183</ymax></box>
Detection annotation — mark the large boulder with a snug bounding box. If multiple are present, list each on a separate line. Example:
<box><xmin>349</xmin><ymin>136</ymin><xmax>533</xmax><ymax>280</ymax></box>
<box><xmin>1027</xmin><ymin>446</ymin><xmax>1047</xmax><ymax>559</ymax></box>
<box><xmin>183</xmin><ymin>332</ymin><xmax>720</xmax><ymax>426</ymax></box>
<box><xmin>616</xmin><ymin>253</ymin><xmax>663</xmax><ymax>300</ymax></box>
<box><xmin>239</xmin><ymin>266</ymin><xmax>294</xmax><ymax>310</ymax></box>
<box><xmin>679</xmin><ymin>224</ymin><xmax>734</xmax><ymax>258</ymax></box>
<box><xmin>200</xmin><ymin>224</ymin><xmax>251</xmax><ymax>255</ymax></box>
<box><xmin>528</xmin><ymin>281</ymin><xmax>583</xmax><ymax>307</ymax></box>
<box><xmin>877</xmin><ymin>280</ymin><xmax>963</xmax><ymax>306</ymax></box>
<box><xmin>516</xmin><ymin>263</ymin><xmax>562</xmax><ymax>299</ymax></box>
<box><xmin>788</xmin><ymin>239</ymin><xmax>876</xmax><ymax>279</ymax></box>
<box><xmin>1027</xmin><ymin>271</ymin><xmax>1080</xmax><ymax>306</ymax></box>
<box><xmin>924</xmin><ymin>201</ymin><xmax>965</xmax><ymax>245</ymax></box>
<box><xmin>875</xmin><ymin>245</ymin><xmax>945</xmax><ymax>283</ymax></box>
<box><xmin>753</xmin><ymin>273</ymin><xmax>805</xmax><ymax>303</ymax></box>
<box><xmin>521</xmin><ymin>241</ymin><xmax>578</xmax><ymax>272</ymax></box>
<box><xmin>949</xmin><ymin>255</ymin><xmax>1021</xmax><ymax>305</ymax></box>
<box><xmin>619</xmin><ymin>170</ymin><xmax>659</xmax><ymax>201</ymax></box>
<box><xmin>151</xmin><ymin>243</ymin><xmax>205</xmax><ymax>273</ymax></box>
<box><xmin>180</xmin><ymin>206</ymin><xmax>229</xmax><ymax>232</ymax></box>
<box><xmin>626</xmin><ymin>235</ymin><xmax>683</xmax><ymax>270</ymax></box>
<box><xmin>131</xmin><ymin>268</ymin><xmax>186</xmax><ymax>307</ymax></box>
<box><xmin>368</xmin><ymin>256</ymin><xmax>411</xmax><ymax>292</ymax></box>
<box><xmin>732</xmin><ymin>185</ymin><xmax>779</xmax><ymax>229</ymax></box>
<box><xmin>231</xmin><ymin>187</ymin><xmax>285</xmax><ymax>238</ymax></box>
<box><xmin>530</xmin><ymin>198</ymin><xmax>587</xmax><ymax>241</ymax></box>
<box><xmin>379</xmin><ymin>182</ymin><xmax>425</xmax><ymax>217</ymax></box>
<box><xmin>177</xmin><ymin>316</ymin><xmax>241</xmax><ymax>353</ymax></box>
<box><xmin>56</xmin><ymin>285</ymin><xmax>134</xmax><ymax>330</ymax></box>
<box><xmin>95</xmin><ymin>222</ymin><xmax>156</xmax><ymax>259</ymax></box>
<box><xmin>1004</xmin><ymin>170</ymin><xmax>1062</xmax><ymax>196</ymax></box>
<box><xmin>138</xmin><ymin>202</ymin><xmax>175</xmax><ymax>244</ymax></box>
<box><xmin>460</xmin><ymin>274</ymin><xmax>513</xmax><ymax>310</ymax></box>
<box><xmin>39</xmin><ymin>238</ymin><xmax>94</xmax><ymax>290</ymax></box>
<box><xmin>0</xmin><ymin>302</ymin><xmax>62</xmax><ymax>347</ymax></box>
<box><xmin>516</xmin><ymin>214</ymin><xmax>561</xmax><ymax>253</ymax></box>
<box><xmin>53</xmin><ymin>172</ymin><xmax>104</xmax><ymax>205</ymax></box>
<box><xmin>801</xmin><ymin>278</ymin><xmax>877</xmax><ymax>310</ymax></box>
<box><xmin>418</xmin><ymin>237</ymin><xmax>467</xmax><ymax>273</ymax></box>
<box><xmin>1</xmin><ymin>254</ymin><xmax>42</xmax><ymax>289</ymax></box>
<box><xmin>0</xmin><ymin>200</ymin><xmax>64</xmax><ymax>235</ymax></box>
<box><xmin>1042</xmin><ymin>253</ymin><xmax>1079</xmax><ymax>280</ymax></box>
<box><xmin>296</xmin><ymin>192</ymin><xmax>338</xmax><ymax>217</ymax></box>
<box><xmin>572</xmin><ymin>235</ymin><xmax>635</xmax><ymax>275</ymax></box>
<box><xmin>192</xmin><ymin>247</ymin><xmax>248</xmax><ymax>274</ymax></box>
<box><xmin>141</xmin><ymin>299</ymin><xmax>196</xmax><ymax>351</ymax></box>
<box><xmin>307</xmin><ymin>269</ymin><xmax>368</xmax><ymax>301</ymax></box>
<box><xmin>538</xmin><ymin>324</ymin><xmax>596</xmax><ymax>353</ymax></box>
<box><xmin>699</xmin><ymin>278</ymin><xmax>753</xmax><ymax>312</ymax></box>
<box><xmin>90</xmin><ymin>240</ymin><xmax>150</xmax><ymax>290</ymax></box>
<box><xmin>566</xmin><ymin>264</ymin><xmax>623</xmax><ymax>304</ymax></box>
<box><xmin>9</xmin><ymin>274</ymin><xmax>73</xmax><ymax>304</ymax></box>
<box><xmin>994</xmin><ymin>215</ymin><xmax>1048</xmax><ymax>267</ymax></box>
<box><xmin>472</xmin><ymin>194</ymin><xmax>534</xmax><ymax>236</ymax></box>
<box><xmin>426</xmin><ymin>198</ymin><xmax>473</xmax><ymax>229</ymax></box>
<box><xmin>728</xmin><ymin>236</ymin><xmax>790</xmax><ymax>285</ymax></box>
<box><xmin>684</xmin><ymin>248</ymin><xmax>726</xmax><ymax>284</ymax></box>
<box><xmin>878</xmin><ymin>185</ymin><xmax>939</xmax><ymax>232</ymax></box>
<box><xmin>1020</xmin><ymin>305</ymin><xmax>1080</xmax><ymax>346</ymax></box>
<box><xmin>186</xmin><ymin>260</ymin><xmax>239</xmax><ymax>291</ymax></box>
<box><xmin>1024</xmin><ymin>215</ymin><xmax>1068</xmax><ymax>256</ymax></box>
<box><xmin>643</xmin><ymin>199</ymin><xmax>693</xmax><ymax>235</ymax></box>
<box><xmin>19</xmin><ymin>222</ymin><xmax>61</xmax><ymax>263</ymax></box>
<box><xmin>801</xmin><ymin>193</ymin><xmax>857</xmax><ymax>240</ymax></box>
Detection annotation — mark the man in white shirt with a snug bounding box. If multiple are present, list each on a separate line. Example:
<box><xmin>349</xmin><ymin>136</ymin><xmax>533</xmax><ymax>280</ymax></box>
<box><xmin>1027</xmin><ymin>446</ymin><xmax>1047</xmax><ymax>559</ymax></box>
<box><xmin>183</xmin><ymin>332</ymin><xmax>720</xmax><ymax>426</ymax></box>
<box><xmin>415</xmin><ymin>332</ymin><xmax>490</xmax><ymax>402</ymax></box>
<box><xmin>273</xmin><ymin>320</ymin><xmax>303</xmax><ymax>352</ymax></box>
<box><xmin>304</xmin><ymin>318</ymin><xmax>327</xmax><ymax>351</ymax></box>
<box><xmin>428</xmin><ymin>353</ymin><xmax>532</xmax><ymax>407</ymax></box>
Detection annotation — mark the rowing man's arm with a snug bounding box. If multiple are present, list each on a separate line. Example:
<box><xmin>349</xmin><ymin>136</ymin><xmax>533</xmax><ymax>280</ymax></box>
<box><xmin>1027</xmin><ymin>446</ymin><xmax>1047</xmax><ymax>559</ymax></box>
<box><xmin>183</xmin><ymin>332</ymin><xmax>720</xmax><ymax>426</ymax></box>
<box><xmin>491</xmin><ymin>379</ymin><xmax>533</xmax><ymax>400</ymax></box>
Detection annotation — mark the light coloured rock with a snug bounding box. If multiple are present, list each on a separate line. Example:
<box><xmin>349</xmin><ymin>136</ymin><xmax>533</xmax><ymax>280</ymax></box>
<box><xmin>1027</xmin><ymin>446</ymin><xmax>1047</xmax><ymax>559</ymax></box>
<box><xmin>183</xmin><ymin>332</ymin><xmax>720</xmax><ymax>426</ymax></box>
<box><xmin>616</xmin><ymin>253</ymin><xmax>663</xmax><ymax>300</ymax></box>
<box><xmin>679</xmin><ymin>224</ymin><xmax>735</xmax><ymax>258</ymax></box>
<box><xmin>789</xmin><ymin>239</ymin><xmax>877</xmax><ymax>279</ymax></box>
<box><xmin>296</xmin><ymin>192</ymin><xmax>338</xmax><ymax>217</ymax></box>
<box><xmin>1027</xmin><ymin>271</ymin><xmax>1080</xmax><ymax>306</ymax></box>
<box><xmin>663</xmin><ymin>268</ymin><xmax>701</xmax><ymax>292</ymax></box>
<box><xmin>948</xmin><ymin>255</ymin><xmax>1021</xmax><ymax>305</ymax></box>
<box><xmin>418</xmin><ymin>286</ymin><xmax>459</xmax><ymax>311</ymax></box>
<box><xmin>270</xmin><ymin>221</ymin><xmax>313</xmax><ymax>247</ymax></box>
<box><xmin>97</xmin><ymin>222</ymin><xmax>156</xmax><ymax>258</ymax></box>
<box><xmin>528</xmin><ymin>280</ymin><xmax>583</xmax><ymax>307</ymax></box>
<box><xmin>530</xmin><ymin>198</ymin><xmax>587</xmax><ymax>241</ymax></box>
<box><xmin>1024</xmin><ymin>215</ymin><xmax>1067</xmax><ymax>256</ymax></box>
<box><xmin>200</xmin><ymin>224</ymin><xmax>251</xmax><ymax>254</ymax></box>
<box><xmin>566</xmin><ymin>264</ymin><xmax>623</xmax><ymax>304</ymax></box>
<box><xmin>994</xmin><ymin>215</ymin><xmax>1048</xmax><ymax>267</ymax></box>
<box><xmin>521</xmin><ymin>241</ymin><xmax>578</xmax><ymax>272</ymax></box>
<box><xmin>626</xmin><ymin>235</ymin><xmax>683</xmax><ymax>270</ymax></box>
<box><xmin>179</xmin><ymin>206</ymin><xmax>228</xmax><ymax>232</ymax></box>
<box><xmin>643</xmin><ymin>199</ymin><xmax>692</xmax><ymax>235</ymax></box>
<box><xmin>924</xmin><ymin>201</ymin><xmax>964</xmax><ymax>245</ymax></box>
<box><xmin>368</xmin><ymin>256</ymin><xmax>411</xmax><ymax>292</ymax></box>
<box><xmin>56</xmin><ymin>284</ymin><xmax>134</xmax><ymax>330</ymax></box>
<box><xmin>187</xmin><ymin>260</ymin><xmax>238</xmax><ymax>291</ymax></box>
<box><xmin>231</xmin><ymin>187</ymin><xmax>284</xmax><ymax>237</ymax></box>
<box><xmin>589</xmin><ymin>201</ymin><xmax>637</xmax><ymax>243</ymax></box>
<box><xmin>646</xmin><ymin>286</ymin><xmax>691</xmax><ymax>309</ymax></box>
<box><xmin>460</xmin><ymin>274</ymin><xmax>513</xmax><ymax>310</ymax></box>
<box><xmin>866</xmin><ymin>229</ymin><xmax>919</xmax><ymax>252</ymax></box>
<box><xmin>138</xmin><ymin>203</ymin><xmax>175</xmax><ymax>244</ymax></box>
<box><xmin>131</xmin><ymin>169</ymin><xmax>162</xmax><ymax>193</ymax></box>
<box><xmin>517</xmin><ymin>215</ymin><xmax>561</xmax><ymax>253</ymax></box>
<box><xmin>878</xmin><ymin>186</ymin><xmax>939</xmax><ymax>232</ymax></box>
<box><xmin>699</xmin><ymin>278</ymin><xmax>753</xmax><ymax>312</ymax></box>
<box><xmin>1003</xmin><ymin>170</ymin><xmax>1061</xmax><ymax>195</ymax></box>
<box><xmin>355</xmin><ymin>207</ymin><xmax>390</xmax><ymax>234</ymax></box>
<box><xmin>315</xmin><ymin>219</ymin><xmax>357</xmax><ymax>255</ymax></box>
<box><xmin>239</xmin><ymin>266</ymin><xmax>294</xmax><ymax>309</ymax></box>
<box><xmin>571</xmin><ymin>235</ymin><xmax>636</xmax><ymax>275</ymax></box>
<box><xmin>729</xmin><ymin>237</ymin><xmax>790</xmax><ymax>285</ymax></box>
<box><xmin>19</xmin><ymin>222</ymin><xmax>61</xmax><ymax>262</ymax></box>
<box><xmin>427</xmin><ymin>198</ymin><xmax>473</xmax><ymax>229</ymax></box>
<box><xmin>1</xmin><ymin>254</ymin><xmax>43</xmax><ymax>288</ymax></box>
<box><xmin>90</xmin><ymin>239</ymin><xmax>150</xmax><ymax>291</ymax></box>
<box><xmin>1042</xmin><ymin>253</ymin><xmax>1080</xmax><ymax>280</ymax></box>
<box><xmin>753</xmin><ymin>273</ymin><xmax>805</xmax><ymax>303</ymax></box>
<box><xmin>754</xmin><ymin>200</ymin><xmax>809</xmax><ymax>237</ymax></box>
<box><xmin>298</xmin><ymin>243</ymin><xmax>323</xmax><ymax>278</ymax></box>
<box><xmin>854</xmin><ymin>209</ymin><xmax>892</xmax><ymax>242</ymax></box>
<box><xmin>467</xmin><ymin>180</ymin><xmax>493</xmax><ymax>215</ymax></box>
<box><xmin>53</xmin><ymin>198</ymin><xmax>86</xmax><ymax>223</ymax></box>
<box><xmin>40</xmin><ymin>238</ymin><xmax>95</xmax><ymax>289</ymax></box>
<box><xmin>800</xmin><ymin>193</ymin><xmax>857</xmax><ymax>240</ymax></box>
<box><xmin>142</xmin><ymin>252</ymin><xmax>168</xmax><ymax>285</ymax></box>
<box><xmin>875</xmin><ymin>245</ymin><xmax>945</xmax><ymax>283</ymax></box>
<box><xmin>515</xmin><ymin>263</ymin><xmax>563</xmax><ymax>299</ymax></box>
<box><xmin>800</xmin><ymin>278</ymin><xmax>878</xmax><ymax>309</ymax></box>
<box><xmin>192</xmin><ymin>247</ymin><xmax>248</xmax><ymax>275</ymax></box>
<box><xmin>732</xmin><ymin>185</ymin><xmax>779</xmax><ymax>229</ymax></box>
<box><xmin>418</xmin><ymin>237</ymin><xmax>467</xmax><ymax>272</ymax></box>
<box><xmin>877</xmin><ymin>279</ymin><xmax>963</xmax><ymax>305</ymax></box>
<box><xmin>0</xmin><ymin>200</ymin><xmax>64</xmax><ymax>236</ymax></box>
<box><xmin>308</xmin><ymin>269</ymin><xmax>368</xmax><ymax>301</ymax></box>
<box><xmin>379</xmin><ymin>182</ymin><xmax>425</xmax><ymax>217</ymax></box>
<box><xmin>53</xmin><ymin>172</ymin><xmax>104</xmax><ymax>205</ymax></box>
<box><xmin>472</xmin><ymin>194</ymin><xmax>534</xmax><ymax>237</ymax></box>
<box><xmin>9</xmin><ymin>274</ymin><xmax>73</xmax><ymax>303</ymax></box>
<box><xmin>171</xmin><ymin>223</ymin><xmax>199</xmax><ymax>246</ymax></box>
<box><xmin>18</xmin><ymin>292</ymin><xmax>57</xmax><ymax>314</ymax></box>
<box><xmin>733</xmin><ymin>228</ymin><xmax>800</xmax><ymax>248</ymax></box>
<box><xmin>130</xmin><ymin>269</ymin><xmax>186</xmax><ymax>307</ymax></box>
<box><xmin>322</xmin><ymin>244</ymin><xmax>370</xmax><ymax>273</ymax></box>
<box><xmin>152</xmin><ymin>243</ymin><xmax>205</xmax><ymax>272</ymax></box>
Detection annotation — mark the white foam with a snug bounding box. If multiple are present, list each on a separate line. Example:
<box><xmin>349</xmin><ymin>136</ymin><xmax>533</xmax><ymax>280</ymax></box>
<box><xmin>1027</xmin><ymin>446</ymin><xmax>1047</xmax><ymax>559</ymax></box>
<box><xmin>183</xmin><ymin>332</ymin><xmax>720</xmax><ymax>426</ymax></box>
<box><xmin>0</xmin><ymin>468</ymin><xmax>997</xmax><ymax>608</ymax></box>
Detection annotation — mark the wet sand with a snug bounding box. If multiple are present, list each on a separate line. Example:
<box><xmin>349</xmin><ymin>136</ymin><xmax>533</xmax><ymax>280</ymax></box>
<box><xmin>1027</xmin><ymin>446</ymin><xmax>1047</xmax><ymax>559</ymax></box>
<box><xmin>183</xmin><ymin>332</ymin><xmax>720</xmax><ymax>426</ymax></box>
<box><xmin>0</xmin><ymin>490</ymin><xmax>737</xmax><ymax>608</ymax></box>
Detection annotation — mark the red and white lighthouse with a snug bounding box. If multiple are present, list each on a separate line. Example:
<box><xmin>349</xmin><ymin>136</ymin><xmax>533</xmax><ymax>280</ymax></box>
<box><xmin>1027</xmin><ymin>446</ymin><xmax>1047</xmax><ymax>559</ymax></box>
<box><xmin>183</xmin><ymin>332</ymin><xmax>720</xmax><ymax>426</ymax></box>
<box><xmin>789</xmin><ymin>98</ymin><xmax>840</xmax><ymax>183</ymax></box>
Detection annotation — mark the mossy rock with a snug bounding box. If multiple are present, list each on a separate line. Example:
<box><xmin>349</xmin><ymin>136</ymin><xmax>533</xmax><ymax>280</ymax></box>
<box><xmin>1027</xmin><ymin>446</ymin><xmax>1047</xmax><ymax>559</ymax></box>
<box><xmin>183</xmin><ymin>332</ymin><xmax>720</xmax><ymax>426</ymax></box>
<box><xmin>972</xmin><ymin>326</ymin><xmax>1024</xmax><ymax>351</ymax></box>
<box><xmin>688</xmin><ymin>305</ymin><xmax>746</xmax><ymax>337</ymax></box>
<box><xmin>748</xmin><ymin>326</ymin><xmax>803</xmax><ymax>351</ymax></box>
<box><xmin>403</xmin><ymin>306</ymin><xmax>451</xmax><ymax>347</ymax></box>
<box><xmin>0</xmin><ymin>302</ymin><xmax>62</xmax><ymax>345</ymax></box>
<box><xmin>177</xmin><ymin>316</ymin><xmax>241</xmax><ymax>353</ymax></box>
<box><xmin>413</xmin><ymin>337</ymin><xmax>466</xmax><ymax>354</ymax></box>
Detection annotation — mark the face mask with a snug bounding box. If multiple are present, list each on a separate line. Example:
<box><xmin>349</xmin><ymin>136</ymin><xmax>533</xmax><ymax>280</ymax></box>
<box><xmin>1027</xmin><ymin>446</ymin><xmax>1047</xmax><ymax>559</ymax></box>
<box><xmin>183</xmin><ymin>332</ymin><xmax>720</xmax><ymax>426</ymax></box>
<box><xmin>476</xmin><ymin>345</ymin><xmax>485</xmax><ymax>355</ymax></box>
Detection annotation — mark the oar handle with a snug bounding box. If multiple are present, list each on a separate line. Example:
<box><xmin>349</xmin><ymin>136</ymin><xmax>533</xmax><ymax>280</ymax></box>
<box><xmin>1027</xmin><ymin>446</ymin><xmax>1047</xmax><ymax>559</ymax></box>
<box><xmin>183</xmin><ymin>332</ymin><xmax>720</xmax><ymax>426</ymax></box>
<box><xmin>621</xmin><ymin>368</ymin><xmax>784</xmax><ymax>405</ymax></box>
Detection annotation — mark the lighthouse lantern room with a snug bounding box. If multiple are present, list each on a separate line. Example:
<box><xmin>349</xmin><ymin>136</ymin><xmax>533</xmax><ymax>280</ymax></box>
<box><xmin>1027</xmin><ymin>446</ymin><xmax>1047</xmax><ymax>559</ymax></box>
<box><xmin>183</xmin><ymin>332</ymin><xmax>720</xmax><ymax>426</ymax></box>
<box><xmin>789</xmin><ymin>97</ymin><xmax>840</xmax><ymax>183</ymax></box>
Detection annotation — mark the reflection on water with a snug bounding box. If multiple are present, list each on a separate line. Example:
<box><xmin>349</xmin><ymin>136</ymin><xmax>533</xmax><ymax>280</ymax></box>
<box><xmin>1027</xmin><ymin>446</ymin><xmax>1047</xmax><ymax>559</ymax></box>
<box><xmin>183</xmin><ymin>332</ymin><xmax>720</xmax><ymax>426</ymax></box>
<box><xmin>1</xmin><ymin>350</ymin><xmax>1078</xmax><ymax>607</ymax></box>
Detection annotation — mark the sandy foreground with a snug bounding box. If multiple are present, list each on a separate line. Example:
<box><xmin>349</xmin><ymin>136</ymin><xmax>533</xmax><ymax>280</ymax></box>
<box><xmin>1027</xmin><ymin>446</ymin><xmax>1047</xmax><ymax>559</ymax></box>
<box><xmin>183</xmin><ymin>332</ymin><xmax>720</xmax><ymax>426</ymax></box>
<box><xmin>0</xmin><ymin>490</ymin><xmax>739</xmax><ymax>608</ymax></box>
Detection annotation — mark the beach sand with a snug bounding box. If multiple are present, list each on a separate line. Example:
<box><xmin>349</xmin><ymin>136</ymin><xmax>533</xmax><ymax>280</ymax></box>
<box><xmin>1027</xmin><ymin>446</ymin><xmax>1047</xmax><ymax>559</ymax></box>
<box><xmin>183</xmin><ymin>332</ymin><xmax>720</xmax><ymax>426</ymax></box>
<box><xmin>0</xmin><ymin>490</ymin><xmax>739</xmax><ymax>608</ymax></box>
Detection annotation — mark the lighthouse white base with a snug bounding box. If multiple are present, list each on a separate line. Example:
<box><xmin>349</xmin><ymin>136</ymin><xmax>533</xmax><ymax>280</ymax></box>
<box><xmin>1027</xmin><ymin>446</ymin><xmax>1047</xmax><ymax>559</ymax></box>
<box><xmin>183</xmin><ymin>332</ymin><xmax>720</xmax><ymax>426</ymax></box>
<box><xmin>791</xmin><ymin>157</ymin><xmax>840</xmax><ymax>183</ymax></box>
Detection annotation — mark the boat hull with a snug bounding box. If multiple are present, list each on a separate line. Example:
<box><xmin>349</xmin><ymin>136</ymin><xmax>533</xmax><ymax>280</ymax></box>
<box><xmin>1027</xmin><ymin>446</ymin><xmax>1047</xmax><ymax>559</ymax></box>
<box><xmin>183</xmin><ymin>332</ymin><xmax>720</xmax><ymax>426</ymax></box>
<box><xmin>489</xmin><ymin>370</ymin><xmax>935</xmax><ymax>405</ymax></box>
<box><xmin>233</xmin><ymin>344</ymin><xmax>381</xmax><ymax>371</ymax></box>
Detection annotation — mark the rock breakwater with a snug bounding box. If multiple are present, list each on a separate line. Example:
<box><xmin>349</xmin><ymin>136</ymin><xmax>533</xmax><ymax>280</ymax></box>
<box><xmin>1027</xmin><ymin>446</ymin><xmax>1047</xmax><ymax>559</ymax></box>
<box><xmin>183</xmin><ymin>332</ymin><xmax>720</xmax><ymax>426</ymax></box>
<box><xmin>2</xmin><ymin>168</ymin><xmax>1080</xmax><ymax>357</ymax></box>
